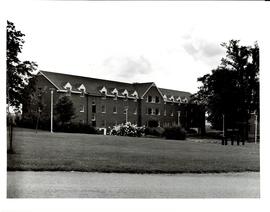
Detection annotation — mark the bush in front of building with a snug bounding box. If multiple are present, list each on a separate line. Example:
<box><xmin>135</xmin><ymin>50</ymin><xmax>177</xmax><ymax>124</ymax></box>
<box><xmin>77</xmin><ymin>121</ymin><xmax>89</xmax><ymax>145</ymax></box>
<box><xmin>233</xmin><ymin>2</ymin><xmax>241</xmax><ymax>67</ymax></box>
<box><xmin>54</xmin><ymin>123</ymin><xmax>98</xmax><ymax>134</ymax></box>
<box><xmin>147</xmin><ymin>120</ymin><xmax>159</xmax><ymax>128</ymax></box>
<box><xmin>163</xmin><ymin>126</ymin><xmax>186</xmax><ymax>140</ymax></box>
<box><xmin>110</xmin><ymin>122</ymin><xmax>145</xmax><ymax>137</ymax></box>
<box><xmin>145</xmin><ymin>126</ymin><xmax>165</xmax><ymax>137</ymax></box>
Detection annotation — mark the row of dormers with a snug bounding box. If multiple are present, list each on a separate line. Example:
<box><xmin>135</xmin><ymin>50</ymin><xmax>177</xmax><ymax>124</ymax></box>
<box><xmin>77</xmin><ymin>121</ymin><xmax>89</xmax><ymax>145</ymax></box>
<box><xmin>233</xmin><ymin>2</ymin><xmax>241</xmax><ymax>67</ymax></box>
<box><xmin>100</xmin><ymin>86</ymin><xmax>139</xmax><ymax>99</ymax></box>
<box><xmin>63</xmin><ymin>82</ymin><xmax>86</xmax><ymax>93</ymax></box>
<box><xmin>62</xmin><ymin>82</ymin><xmax>188</xmax><ymax>103</ymax></box>
<box><xmin>163</xmin><ymin>95</ymin><xmax>188</xmax><ymax>103</ymax></box>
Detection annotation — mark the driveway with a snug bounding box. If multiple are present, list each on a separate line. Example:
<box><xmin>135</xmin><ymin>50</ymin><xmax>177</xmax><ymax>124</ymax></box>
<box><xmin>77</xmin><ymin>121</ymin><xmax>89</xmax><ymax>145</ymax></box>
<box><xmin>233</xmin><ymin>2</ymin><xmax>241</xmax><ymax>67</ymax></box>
<box><xmin>7</xmin><ymin>171</ymin><xmax>259</xmax><ymax>198</ymax></box>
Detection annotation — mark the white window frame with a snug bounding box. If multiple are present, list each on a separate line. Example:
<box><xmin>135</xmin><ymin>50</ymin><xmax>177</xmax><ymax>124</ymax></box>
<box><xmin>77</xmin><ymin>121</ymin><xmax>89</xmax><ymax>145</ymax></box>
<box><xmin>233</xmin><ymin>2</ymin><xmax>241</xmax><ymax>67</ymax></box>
<box><xmin>80</xmin><ymin>105</ymin><xmax>84</xmax><ymax>113</ymax></box>
<box><xmin>134</xmin><ymin>107</ymin><xmax>137</xmax><ymax>115</ymax></box>
<box><xmin>113</xmin><ymin>106</ymin><xmax>117</xmax><ymax>114</ymax></box>
<box><xmin>91</xmin><ymin>114</ymin><xmax>96</xmax><ymax>121</ymax></box>
<box><xmin>101</xmin><ymin>104</ymin><xmax>106</xmax><ymax>113</ymax></box>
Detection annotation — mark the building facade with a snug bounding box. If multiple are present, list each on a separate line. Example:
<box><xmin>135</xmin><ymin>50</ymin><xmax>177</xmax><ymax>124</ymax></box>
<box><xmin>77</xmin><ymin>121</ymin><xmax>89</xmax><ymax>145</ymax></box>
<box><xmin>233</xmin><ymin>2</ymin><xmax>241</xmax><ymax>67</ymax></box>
<box><xmin>25</xmin><ymin>71</ymin><xmax>205</xmax><ymax>130</ymax></box>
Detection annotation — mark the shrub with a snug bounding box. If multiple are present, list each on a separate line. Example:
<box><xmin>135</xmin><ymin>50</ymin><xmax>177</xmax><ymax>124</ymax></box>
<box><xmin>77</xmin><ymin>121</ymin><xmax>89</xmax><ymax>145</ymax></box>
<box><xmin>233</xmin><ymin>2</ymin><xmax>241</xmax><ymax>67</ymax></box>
<box><xmin>164</xmin><ymin>126</ymin><xmax>186</xmax><ymax>140</ymax></box>
<box><xmin>145</xmin><ymin>126</ymin><xmax>165</xmax><ymax>137</ymax></box>
<box><xmin>148</xmin><ymin>120</ymin><xmax>159</xmax><ymax>128</ymax></box>
<box><xmin>110</xmin><ymin>122</ymin><xmax>145</xmax><ymax>137</ymax></box>
<box><xmin>54</xmin><ymin>123</ymin><xmax>98</xmax><ymax>134</ymax></box>
<box><xmin>16</xmin><ymin>115</ymin><xmax>36</xmax><ymax>129</ymax></box>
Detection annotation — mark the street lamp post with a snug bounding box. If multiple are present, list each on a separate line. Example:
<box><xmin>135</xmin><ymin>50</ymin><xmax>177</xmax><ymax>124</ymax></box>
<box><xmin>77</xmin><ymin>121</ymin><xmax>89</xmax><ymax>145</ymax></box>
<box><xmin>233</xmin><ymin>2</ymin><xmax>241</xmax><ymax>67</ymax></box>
<box><xmin>222</xmin><ymin>114</ymin><xmax>225</xmax><ymax>137</ymax></box>
<box><xmin>125</xmin><ymin>106</ymin><xmax>128</xmax><ymax>123</ymax></box>
<box><xmin>177</xmin><ymin>111</ymin><xmax>181</xmax><ymax>126</ymax></box>
<box><xmin>254</xmin><ymin>114</ymin><xmax>258</xmax><ymax>144</ymax></box>
<box><xmin>50</xmin><ymin>88</ymin><xmax>55</xmax><ymax>133</ymax></box>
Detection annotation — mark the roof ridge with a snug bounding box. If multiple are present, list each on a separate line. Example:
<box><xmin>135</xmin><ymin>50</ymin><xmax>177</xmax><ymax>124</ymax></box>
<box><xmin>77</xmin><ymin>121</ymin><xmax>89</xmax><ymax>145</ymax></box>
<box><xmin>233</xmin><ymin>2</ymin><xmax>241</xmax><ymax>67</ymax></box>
<box><xmin>159</xmin><ymin>87</ymin><xmax>191</xmax><ymax>94</ymax></box>
<box><xmin>40</xmin><ymin>70</ymin><xmax>138</xmax><ymax>86</ymax></box>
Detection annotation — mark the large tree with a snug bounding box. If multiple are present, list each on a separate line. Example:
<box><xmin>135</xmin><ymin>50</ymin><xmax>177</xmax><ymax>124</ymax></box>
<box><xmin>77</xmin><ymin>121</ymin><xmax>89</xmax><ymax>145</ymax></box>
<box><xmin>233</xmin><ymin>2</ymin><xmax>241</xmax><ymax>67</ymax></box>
<box><xmin>7</xmin><ymin>21</ymin><xmax>37</xmax><ymax>109</ymax></box>
<box><xmin>193</xmin><ymin>40</ymin><xmax>259</xmax><ymax>136</ymax></box>
<box><xmin>55</xmin><ymin>96</ymin><xmax>75</xmax><ymax>126</ymax></box>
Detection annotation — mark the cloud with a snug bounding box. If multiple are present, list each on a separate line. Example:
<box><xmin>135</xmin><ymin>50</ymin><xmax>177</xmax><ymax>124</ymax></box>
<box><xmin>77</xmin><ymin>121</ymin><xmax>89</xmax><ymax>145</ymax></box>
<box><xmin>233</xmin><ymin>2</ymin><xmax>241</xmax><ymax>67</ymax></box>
<box><xmin>103</xmin><ymin>56</ymin><xmax>152</xmax><ymax>78</ymax></box>
<box><xmin>182</xmin><ymin>37</ymin><xmax>224</xmax><ymax>65</ymax></box>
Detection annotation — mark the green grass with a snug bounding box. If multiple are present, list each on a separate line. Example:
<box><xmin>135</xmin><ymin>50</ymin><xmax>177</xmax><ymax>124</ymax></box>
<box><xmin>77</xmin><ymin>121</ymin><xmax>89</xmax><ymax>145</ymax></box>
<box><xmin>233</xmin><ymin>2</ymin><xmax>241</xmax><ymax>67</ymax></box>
<box><xmin>7</xmin><ymin>128</ymin><xmax>260</xmax><ymax>173</ymax></box>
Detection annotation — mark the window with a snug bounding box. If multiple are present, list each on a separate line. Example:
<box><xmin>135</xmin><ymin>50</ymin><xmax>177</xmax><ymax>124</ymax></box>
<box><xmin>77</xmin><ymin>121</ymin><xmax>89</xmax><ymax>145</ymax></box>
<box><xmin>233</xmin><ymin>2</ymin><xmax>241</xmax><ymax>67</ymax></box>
<box><xmin>91</xmin><ymin>114</ymin><xmax>96</xmax><ymax>121</ymax></box>
<box><xmin>101</xmin><ymin>120</ymin><xmax>106</xmax><ymax>127</ymax></box>
<box><xmin>155</xmin><ymin>108</ymin><xmax>160</xmax><ymax>115</ymax></box>
<box><xmin>148</xmin><ymin>108</ymin><xmax>152</xmax><ymax>115</ymax></box>
<box><xmin>134</xmin><ymin>107</ymin><xmax>137</xmax><ymax>115</ymax></box>
<box><xmin>92</xmin><ymin>101</ymin><xmax>96</xmax><ymax>113</ymax></box>
<box><xmin>122</xmin><ymin>89</ymin><xmax>129</xmax><ymax>97</ymax></box>
<box><xmin>164</xmin><ymin>109</ymin><xmax>166</xmax><ymax>116</ymax></box>
<box><xmin>80</xmin><ymin>105</ymin><xmax>84</xmax><ymax>112</ymax></box>
<box><xmin>155</xmin><ymin>96</ymin><xmax>160</xmax><ymax>103</ymax></box>
<box><xmin>101</xmin><ymin>105</ymin><xmax>106</xmax><ymax>113</ymax></box>
<box><xmin>147</xmin><ymin>96</ymin><xmax>152</xmax><ymax>103</ymax></box>
<box><xmin>113</xmin><ymin>106</ymin><xmax>117</xmax><ymax>114</ymax></box>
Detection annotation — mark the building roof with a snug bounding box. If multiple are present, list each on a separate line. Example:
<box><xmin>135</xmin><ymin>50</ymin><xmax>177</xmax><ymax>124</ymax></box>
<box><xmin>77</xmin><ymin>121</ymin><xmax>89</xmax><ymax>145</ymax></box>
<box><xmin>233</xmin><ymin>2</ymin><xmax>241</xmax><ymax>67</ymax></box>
<box><xmin>159</xmin><ymin>88</ymin><xmax>192</xmax><ymax>100</ymax></box>
<box><xmin>38</xmin><ymin>70</ymin><xmax>191</xmax><ymax>101</ymax></box>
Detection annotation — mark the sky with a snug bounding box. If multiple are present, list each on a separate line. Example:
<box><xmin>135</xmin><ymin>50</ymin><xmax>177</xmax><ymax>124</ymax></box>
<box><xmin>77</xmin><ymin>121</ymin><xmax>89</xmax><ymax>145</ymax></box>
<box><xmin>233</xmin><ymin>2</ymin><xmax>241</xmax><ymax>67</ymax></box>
<box><xmin>5</xmin><ymin>1</ymin><xmax>265</xmax><ymax>94</ymax></box>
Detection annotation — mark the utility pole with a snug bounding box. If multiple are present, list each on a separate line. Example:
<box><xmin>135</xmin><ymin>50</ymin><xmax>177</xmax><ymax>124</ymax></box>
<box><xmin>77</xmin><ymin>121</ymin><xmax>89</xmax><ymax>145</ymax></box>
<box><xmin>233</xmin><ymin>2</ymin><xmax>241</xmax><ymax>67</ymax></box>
<box><xmin>125</xmin><ymin>106</ymin><xmax>128</xmax><ymax>123</ymax></box>
<box><xmin>50</xmin><ymin>88</ymin><xmax>55</xmax><ymax>133</ymax></box>
<box><xmin>254</xmin><ymin>114</ymin><xmax>258</xmax><ymax>144</ymax></box>
<box><xmin>177</xmin><ymin>111</ymin><xmax>181</xmax><ymax>126</ymax></box>
<box><xmin>222</xmin><ymin>114</ymin><xmax>225</xmax><ymax>137</ymax></box>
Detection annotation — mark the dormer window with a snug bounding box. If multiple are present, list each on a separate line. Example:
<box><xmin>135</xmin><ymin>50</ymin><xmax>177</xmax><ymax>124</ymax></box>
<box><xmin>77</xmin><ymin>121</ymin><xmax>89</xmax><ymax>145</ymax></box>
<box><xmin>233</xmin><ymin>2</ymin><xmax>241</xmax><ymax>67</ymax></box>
<box><xmin>176</xmin><ymin>96</ymin><xmax>181</xmax><ymax>105</ymax></box>
<box><xmin>64</xmin><ymin>82</ymin><xmax>72</xmax><ymax>96</ymax></box>
<box><xmin>112</xmin><ymin>88</ymin><xmax>118</xmax><ymax>100</ymax></box>
<box><xmin>169</xmin><ymin>96</ymin><xmax>174</xmax><ymax>102</ymax></box>
<box><xmin>131</xmin><ymin>91</ymin><xmax>138</xmax><ymax>98</ymax></box>
<box><xmin>122</xmin><ymin>89</ymin><xmax>128</xmax><ymax>101</ymax></box>
<box><xmin>122</xmin><ymin>89</ymin><xmax>128</xmax><ymax>96</ymax></box>
<box><xmin>131</xmin><ymin>91</ymin><xmax>138</xmax><ymax>102</ymax></box>
<box><xmin>183</xmin><ymin>97</ymin><xmax>188</xmax><ymax>103</ymax></box>
<box><xmin>78</xmin><ymin>84</ymin><xmax>86</xmax><ymax>97</ymax></box>
<box><xmin>100</xmin><ymin>86</ymin><xmax>107</xmax><ymax>99</ymax></box>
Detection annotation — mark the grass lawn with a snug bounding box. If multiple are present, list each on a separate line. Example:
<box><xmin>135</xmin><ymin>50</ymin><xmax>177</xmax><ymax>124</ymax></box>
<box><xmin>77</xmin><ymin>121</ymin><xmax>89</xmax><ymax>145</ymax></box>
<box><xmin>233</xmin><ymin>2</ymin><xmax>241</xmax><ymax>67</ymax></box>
<box><xmin>7</xmin><ymin>128</ymin><xmax>260</xmax><ymax>173</ymax></box>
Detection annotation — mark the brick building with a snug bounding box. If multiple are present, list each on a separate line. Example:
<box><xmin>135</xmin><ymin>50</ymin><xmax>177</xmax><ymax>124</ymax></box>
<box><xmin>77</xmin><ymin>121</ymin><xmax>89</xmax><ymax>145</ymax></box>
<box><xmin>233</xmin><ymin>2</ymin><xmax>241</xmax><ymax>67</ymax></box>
<box><xmin>25</xmin><ymin>71</ymin><xmax>205</xmax><ymax>130</ymax></box>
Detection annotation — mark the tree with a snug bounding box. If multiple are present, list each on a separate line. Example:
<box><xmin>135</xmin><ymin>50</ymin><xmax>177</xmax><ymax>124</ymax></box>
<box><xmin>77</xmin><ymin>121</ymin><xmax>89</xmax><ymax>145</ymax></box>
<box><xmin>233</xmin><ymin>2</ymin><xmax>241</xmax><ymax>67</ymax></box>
<box><xmin>7</xmin><ymin>20</ymin><xmax>37</xmax><ymax>109</ymax></box>
<box><xmin>21</xmin><ymin>77</ymin><xmax>46</xmax><ymax>131</ymax></box>
<box><xmin>7</xmin><ymin>21</ymin><xmax>37</xmax><ymax>153</ymax></box>
<box><xmin>193</xmin><ymin>40</ymin><xmax>259</xmax><ymax>139</ymax></box>
<box><xmin>55</xmin><ymin>96</ymin><xmax>75</xmax><ymax>126</ymax></box>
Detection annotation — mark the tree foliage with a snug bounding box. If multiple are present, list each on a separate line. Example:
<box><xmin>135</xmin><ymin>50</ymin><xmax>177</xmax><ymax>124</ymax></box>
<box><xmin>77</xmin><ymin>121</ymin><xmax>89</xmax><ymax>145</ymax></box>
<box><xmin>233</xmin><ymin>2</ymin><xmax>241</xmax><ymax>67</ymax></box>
<box><xmin>193</xmin><ymin>40</ymin><xmax>259</xmax><ymax>130</ymax></box>
<box><xmin>55</xmin><ymin>96</ymin><xmax>75</xmax><ymax>125</ymax></box>
<box><xmin>21</xmin><ymin>77</ymin><xmax>45</xmax><ymax>115</ymax></box>
<box><xmin>7</xmin><ymin>21</ymin><xmax>37</xmax><ymax>109</ymax></box>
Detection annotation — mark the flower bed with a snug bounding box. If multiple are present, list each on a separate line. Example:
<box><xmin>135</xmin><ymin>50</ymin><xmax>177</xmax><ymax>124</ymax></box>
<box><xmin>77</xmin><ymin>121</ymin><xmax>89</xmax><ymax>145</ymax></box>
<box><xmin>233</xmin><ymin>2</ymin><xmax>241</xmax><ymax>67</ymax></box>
<box><xmin>110</xmin><ymin>122</ymin><xmax>145</xmax><ymax>137</ymax></box>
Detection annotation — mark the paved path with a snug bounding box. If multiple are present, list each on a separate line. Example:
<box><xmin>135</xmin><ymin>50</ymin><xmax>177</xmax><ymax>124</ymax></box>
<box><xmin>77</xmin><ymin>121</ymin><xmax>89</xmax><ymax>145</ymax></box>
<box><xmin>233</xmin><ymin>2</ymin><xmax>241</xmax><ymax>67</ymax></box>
<box><xmin>7</xmin><ymin>171</ymin><xmax>259</xmax><ymax>198</ymax></box>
